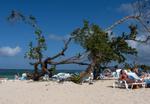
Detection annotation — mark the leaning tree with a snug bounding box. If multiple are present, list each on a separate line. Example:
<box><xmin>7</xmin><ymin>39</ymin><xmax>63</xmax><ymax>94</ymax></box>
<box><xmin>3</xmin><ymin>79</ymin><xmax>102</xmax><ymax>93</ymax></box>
<box><xmin>72</xmin><ymin>0</ymin><xmax>150</xmax><ymax>79</ymax></box>
<box><xmin>7</xmin><ymin>0</ymin><xmax>150</xmax><ymax>81</ymax></box>
<box><xmin>71</xmin><ymin>21</ymin><xmax>137</xmax><ymax>79</ymax></box>
<box><xmin>7</xmin><ymin>11</ymin><xmax>89</xmax><ymax>80</ymax></box>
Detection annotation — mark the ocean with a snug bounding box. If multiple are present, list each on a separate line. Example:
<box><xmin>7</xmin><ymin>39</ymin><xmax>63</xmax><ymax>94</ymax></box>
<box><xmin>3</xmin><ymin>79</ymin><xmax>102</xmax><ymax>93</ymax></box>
<box><xmin>0</xmin><ymin>69</ymin><xmax>83</xmax><ymax>79</ymax></box>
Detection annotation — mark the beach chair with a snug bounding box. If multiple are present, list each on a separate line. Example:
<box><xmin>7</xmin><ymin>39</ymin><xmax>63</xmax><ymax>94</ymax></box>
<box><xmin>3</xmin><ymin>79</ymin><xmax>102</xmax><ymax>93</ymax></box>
<box><xmin>42</xmin><ymin>74</ymin><xmax>50</xmax><ymax>81</ymax></box>
<box><xmin>113</xmin><ymin>70</ymin><xmax>146</xmax><ymax>90</ymax></box>
<box><xmin>81</xmin><ymin>73</ymin><xmax>94</xmax><ymax>84</ymax></box>
<box><xmin>0</xmin><ymin>78</ymin><xmax>8</xmax><ymax>84</ymax></box>
<box><xmin>52</xmin><ymin>73</ymin><xmax>71</xmax><ymax>82</ymax></box>
<box><xmin>113</xmin><ymin>80</ymin><xmax>129</xmax><ymax>89</ymax></box>
<box><xmin>127</xmin><ymin>72</ymin><xmax>146</xmax><ymax>88</ymax></box>
<box><xmin>113</xmin><ymin>79</ymin><xmax>146</xmax><ymax>90</ymax></box>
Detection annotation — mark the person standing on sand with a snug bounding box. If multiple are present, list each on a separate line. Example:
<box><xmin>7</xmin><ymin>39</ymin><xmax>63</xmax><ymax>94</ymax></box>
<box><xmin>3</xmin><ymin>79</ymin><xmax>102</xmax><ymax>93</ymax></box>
<box><xmin>14</xmin><ymin>73</ymin><xmax>19</xmax><ymax>80</ymax></box>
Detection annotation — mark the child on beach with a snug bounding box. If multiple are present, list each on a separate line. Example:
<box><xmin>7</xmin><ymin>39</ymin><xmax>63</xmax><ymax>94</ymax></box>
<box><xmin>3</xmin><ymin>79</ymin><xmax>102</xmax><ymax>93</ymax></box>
<box><xmin>14</xmin><ymin>73</ymin><xmax>19</xmax><ymax>80</ymax></box>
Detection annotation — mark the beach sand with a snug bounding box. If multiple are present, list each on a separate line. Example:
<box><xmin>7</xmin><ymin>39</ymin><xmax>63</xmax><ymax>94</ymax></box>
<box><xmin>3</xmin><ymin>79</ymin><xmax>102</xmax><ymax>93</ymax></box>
<box><xmin>0</xmin><ymin>80</ymin><xmax>150</xmax><ymax>104</ymax></box>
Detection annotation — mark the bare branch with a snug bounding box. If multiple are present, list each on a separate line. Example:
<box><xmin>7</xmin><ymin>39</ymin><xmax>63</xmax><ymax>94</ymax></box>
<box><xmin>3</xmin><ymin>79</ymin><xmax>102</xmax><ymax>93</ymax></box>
<box><xmin>47</xmin><ymin>51</ymin><xmax>89</xmax><ymax>65</ymax></box>
<box><xmin>105</xmin><ymin>15</ymin><xmax>140</xmax><ymax>31</ymax></box>
<box><xmin>105</xmin><ymin>0</ymin><xmax>150</xmax><ymax>43</ymax></box>
<box><xmin>50</xmin><ymin>37</ymin><xmax>72</xmax><ymax>60</ymax></box>
<box><xmin>7</xmin><ymin>10</ymin><xmax>39</xmax><ymax>30</ymax></box>
<box><xmin>137</xmin><ymin>18</ymin><xmax>150</xmax><ymax>33</ymax></box>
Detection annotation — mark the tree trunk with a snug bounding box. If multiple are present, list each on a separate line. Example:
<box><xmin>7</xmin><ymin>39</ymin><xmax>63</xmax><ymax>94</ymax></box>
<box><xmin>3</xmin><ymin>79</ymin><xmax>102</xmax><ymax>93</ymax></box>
<box><xmin>33</xmin><ymin>62</ymin><xmax>40</xmax><ymax>81</ymax></box>
<box><xmin>79</xmin><ymin>57</ymin><xmax>97</xmax><ymax>81</ymax></box>
<box><xmin>93</xmin><ymin>64</ymin><xmax>100</xmax><ymax>79</ymax></box>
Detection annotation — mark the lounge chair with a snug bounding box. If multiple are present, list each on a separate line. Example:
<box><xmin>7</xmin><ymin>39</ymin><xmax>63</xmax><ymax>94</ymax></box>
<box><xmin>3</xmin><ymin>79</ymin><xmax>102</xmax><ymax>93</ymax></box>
<box><xmin>52</xmin><ymin>73</ymin><xmax>71</xmax><ymax>82</ymax></box>
<box><xmin>113</xmin><ymin>79</ymin><xmax>129</xmax><ymax>89</ymax></box>
<box><xmin>81</xmin><ymin>72</ymin><xmax>93</xmax><ymax>84</ymax></box>
<box><xmin>113</xmin><ymin>77</ymin><xmax>146</xmax><ymax>90</ymax></box>
<box><xmin>0</xmin><ymin>78</ymin><xmax>8</xmax><ymax>84</ymax></box>
<box><xmin>113</xmin><ymin>71</ymin><xmax>146</xmax><ymax>90</ymax></box>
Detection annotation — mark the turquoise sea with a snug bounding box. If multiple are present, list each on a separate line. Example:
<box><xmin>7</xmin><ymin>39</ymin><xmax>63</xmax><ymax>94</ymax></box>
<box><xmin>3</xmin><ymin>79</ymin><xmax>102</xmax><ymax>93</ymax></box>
<box><xmin>0</xmin><ymin>69</ymin><xmax>83</xmax><ymax>79</ymax></box>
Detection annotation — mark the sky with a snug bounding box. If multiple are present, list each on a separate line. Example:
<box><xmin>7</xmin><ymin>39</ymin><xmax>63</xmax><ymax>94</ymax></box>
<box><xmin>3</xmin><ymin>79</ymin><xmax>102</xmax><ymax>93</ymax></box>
<box><xmin>0</xmin><ymin>0</ymin><xmax>149</xmax><ymax>69</ymax></box>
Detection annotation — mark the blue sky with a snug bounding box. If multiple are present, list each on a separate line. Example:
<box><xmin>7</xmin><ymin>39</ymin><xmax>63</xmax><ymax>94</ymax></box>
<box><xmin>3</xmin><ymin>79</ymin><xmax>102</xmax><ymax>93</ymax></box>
<box><xmin>1</xmin><ymin>0</ymin><xmax>149</xmax><ymax>69</ymax></box>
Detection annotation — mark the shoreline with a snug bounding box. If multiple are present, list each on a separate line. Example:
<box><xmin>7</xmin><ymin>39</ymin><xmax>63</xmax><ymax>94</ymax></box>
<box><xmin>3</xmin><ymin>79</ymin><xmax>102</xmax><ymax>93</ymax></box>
<box><xmin>0</xmin><ymin>69</ymin><xmax>83</xmax><ymax>80</ymax></box>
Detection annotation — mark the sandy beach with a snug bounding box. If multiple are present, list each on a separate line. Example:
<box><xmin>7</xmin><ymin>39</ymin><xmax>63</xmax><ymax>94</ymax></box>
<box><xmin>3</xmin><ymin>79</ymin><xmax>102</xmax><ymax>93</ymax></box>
<box><xmin>0</xmin><ymin>80</ymin><xmax>150</xmax><ymax>104</ymax></box>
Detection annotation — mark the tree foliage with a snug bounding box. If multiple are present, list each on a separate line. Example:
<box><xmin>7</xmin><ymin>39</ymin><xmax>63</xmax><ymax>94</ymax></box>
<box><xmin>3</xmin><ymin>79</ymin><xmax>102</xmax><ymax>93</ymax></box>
<box><xmin>7</xmin><ymin>10</ymin><xmax>47</xmax><ymax>62</ymax></box>
<box><xmin>71</xmin><ymin>21</ymin><xmax>137</xmax><ymax>67</ymax></box>
<box><xmin>25</xmin><ymin>29</ymin><xmax>47</xmax><ymax>62</ymax></box>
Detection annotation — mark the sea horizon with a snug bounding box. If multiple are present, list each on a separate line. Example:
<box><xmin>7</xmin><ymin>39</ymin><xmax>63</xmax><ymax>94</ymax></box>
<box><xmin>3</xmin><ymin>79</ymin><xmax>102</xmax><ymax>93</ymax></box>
<box><xmin>0</xmin><ymin>68</ymin><xmax>84</xmax><ymax>79</ymax></box>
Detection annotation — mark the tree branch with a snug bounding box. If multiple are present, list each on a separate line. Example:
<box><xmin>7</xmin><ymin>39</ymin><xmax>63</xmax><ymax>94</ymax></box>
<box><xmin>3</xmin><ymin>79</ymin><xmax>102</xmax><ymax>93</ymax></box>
<box><xmin>47</xmin><ymin>52</ymin><xmax>89</xmax><ymax>65</ymax></box>
<box><xmin>50</xmin><ymin>37</ymin><xmax>72</xmax><ymax>60</ymax></box>
<box><xmin>105</xmin><ymin>15</ymin><xmax>140</xmax><ymax>31</ymax></box>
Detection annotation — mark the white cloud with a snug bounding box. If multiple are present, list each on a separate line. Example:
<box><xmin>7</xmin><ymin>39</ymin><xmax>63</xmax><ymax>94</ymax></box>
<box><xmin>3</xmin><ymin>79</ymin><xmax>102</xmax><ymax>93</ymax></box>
<box><xmin>127</xmin><ymin>40</ymin><xmax>137</xmax><ymax>48</ymax></box>
<box><xmin>0</xmin><ymin>46</ymin><xmax>21</xmax><ymax>56</ymax></box>
<box><xmin>117</xmin><ymin>3</ymin><xmax>134</xmax><ymax>15</ymax></box>
<box><xmin>118</xmin><ymin>0</ymin><xmax>150</xmax><ymax>15</ymax></box>
<box><xmin>136</xmin><ymin>43</ymin><xmax>150</xmax><ymax>65</ymax></box>
<box><xmin>127</xmin><ymin>37</ymin><xmax>150</xmax><ymax>65</ymax></box>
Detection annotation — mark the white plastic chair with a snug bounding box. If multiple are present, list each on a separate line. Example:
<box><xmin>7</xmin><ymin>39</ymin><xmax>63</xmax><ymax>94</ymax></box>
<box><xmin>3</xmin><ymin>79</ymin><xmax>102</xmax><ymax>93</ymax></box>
<box><xmin>0</xmin><ymin>78</ymin><xmax>8</xmax><ymax>84</ymax></box>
